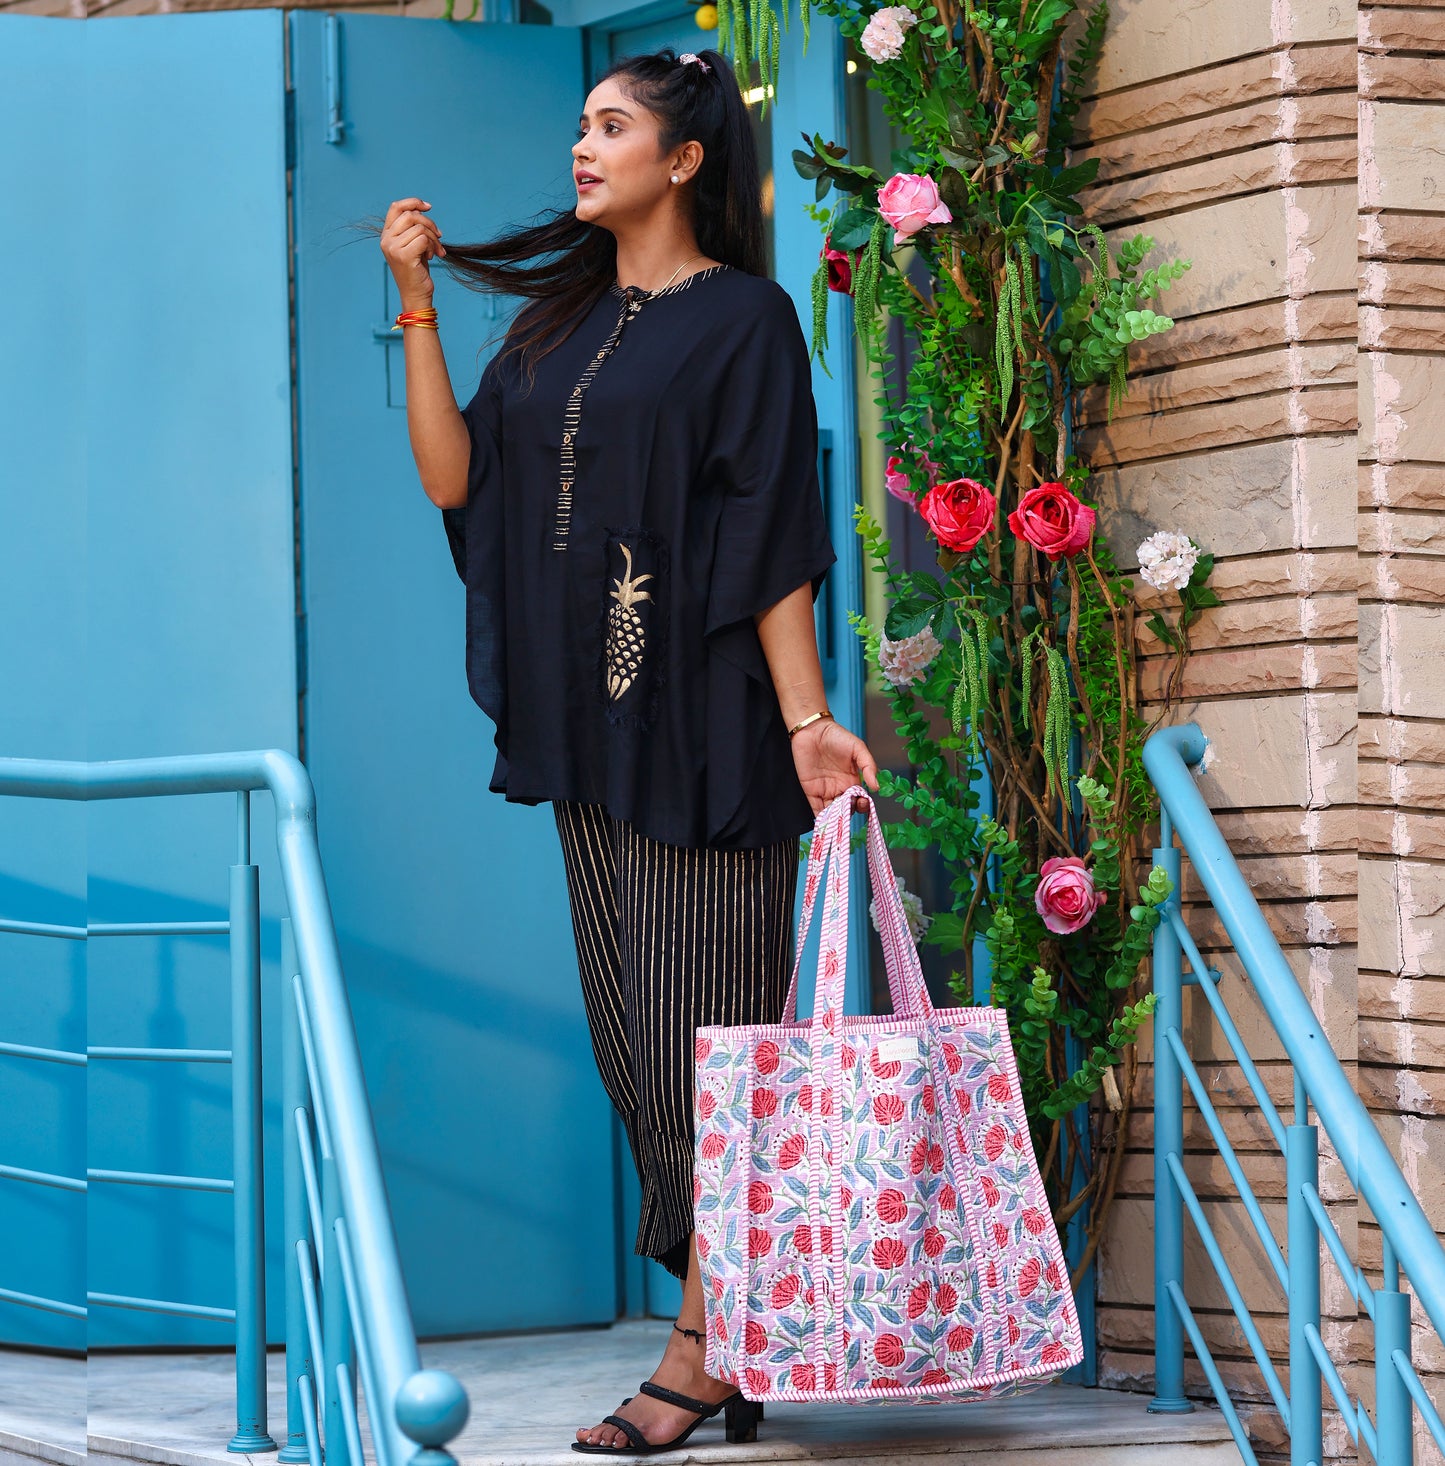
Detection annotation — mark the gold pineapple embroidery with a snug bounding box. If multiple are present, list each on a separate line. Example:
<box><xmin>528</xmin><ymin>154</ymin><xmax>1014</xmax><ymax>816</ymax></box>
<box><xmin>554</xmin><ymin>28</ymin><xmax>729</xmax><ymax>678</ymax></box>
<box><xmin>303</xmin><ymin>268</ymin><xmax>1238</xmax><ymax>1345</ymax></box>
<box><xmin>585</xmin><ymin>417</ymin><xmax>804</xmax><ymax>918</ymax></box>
<box><xmin>606</xmin><ymin>542</ymin><xmax>655</xmax><ymax>700</ymax></box>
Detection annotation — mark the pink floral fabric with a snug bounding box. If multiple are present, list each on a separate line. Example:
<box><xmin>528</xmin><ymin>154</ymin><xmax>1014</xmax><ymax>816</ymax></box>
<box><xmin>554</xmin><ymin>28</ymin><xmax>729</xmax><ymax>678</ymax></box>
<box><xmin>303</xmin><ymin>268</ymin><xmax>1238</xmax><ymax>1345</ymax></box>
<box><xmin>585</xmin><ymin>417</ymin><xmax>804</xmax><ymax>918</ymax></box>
<box><xmin>694</xmin><ymin>787</ymin><xmax>1083</xmax><ymax>1404</ymax></box>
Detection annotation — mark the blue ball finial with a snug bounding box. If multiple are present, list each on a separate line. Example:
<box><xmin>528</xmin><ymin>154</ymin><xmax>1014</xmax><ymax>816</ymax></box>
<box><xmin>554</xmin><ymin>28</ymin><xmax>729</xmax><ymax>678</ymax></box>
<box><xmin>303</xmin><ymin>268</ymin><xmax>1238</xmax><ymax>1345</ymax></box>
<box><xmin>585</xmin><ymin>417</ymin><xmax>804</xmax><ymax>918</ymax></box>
<box><xmin>395</xmin><ymin>1370</ymin><xmax>469</xmax><ymax>1447</ymax></box>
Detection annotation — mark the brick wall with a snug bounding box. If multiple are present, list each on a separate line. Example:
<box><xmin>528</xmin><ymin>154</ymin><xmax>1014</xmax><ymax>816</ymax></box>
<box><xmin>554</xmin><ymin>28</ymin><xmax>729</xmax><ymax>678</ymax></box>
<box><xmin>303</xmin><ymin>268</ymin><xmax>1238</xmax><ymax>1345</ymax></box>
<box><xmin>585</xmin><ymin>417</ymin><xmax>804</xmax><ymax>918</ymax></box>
<box><xmin>1076</xmin><ymin>0</ymin><xmax>1443</xmax><ymax>1459</ymax></box>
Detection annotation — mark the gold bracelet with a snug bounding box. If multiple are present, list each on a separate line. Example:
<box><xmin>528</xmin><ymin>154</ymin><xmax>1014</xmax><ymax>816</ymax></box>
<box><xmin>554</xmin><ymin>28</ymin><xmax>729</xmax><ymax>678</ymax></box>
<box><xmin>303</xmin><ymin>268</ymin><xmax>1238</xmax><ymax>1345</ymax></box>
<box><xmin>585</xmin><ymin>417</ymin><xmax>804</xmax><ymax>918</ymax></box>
<box><xmin>788</xmin><ymin>710</ymin><xmax>833</xmax><ymax>738</ymax></box>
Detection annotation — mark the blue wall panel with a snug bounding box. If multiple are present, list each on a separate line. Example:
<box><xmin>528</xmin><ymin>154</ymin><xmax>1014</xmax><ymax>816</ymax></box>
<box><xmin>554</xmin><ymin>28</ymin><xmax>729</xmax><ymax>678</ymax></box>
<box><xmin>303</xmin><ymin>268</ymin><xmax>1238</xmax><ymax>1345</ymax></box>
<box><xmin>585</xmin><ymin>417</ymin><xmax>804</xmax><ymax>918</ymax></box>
<box><xmin>82</xmin><ymin>12</ymin><xmax>297</xmax><ymax>1348</ymax></box>
<box><xmin>0</xmin><ymin>16</ymin><xmax>88</xmax><ymax>1354</ymax></box>
<box><xmin>288</xmin><ymin>13</ymin><xmax>619</xmax><ymax>1333</ymax></box>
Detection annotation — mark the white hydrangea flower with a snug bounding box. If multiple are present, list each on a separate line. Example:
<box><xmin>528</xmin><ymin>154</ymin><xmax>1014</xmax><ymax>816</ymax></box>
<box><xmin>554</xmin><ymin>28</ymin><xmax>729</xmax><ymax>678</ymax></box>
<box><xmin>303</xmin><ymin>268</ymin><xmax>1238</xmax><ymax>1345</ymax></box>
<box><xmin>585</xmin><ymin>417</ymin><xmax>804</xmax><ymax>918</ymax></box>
<box><xmin>878</xmin><ymin>623</ymin><xmax>943</xmax><ymax>688</ymax></box>
<box><xmin>1136</xmin><ymin>530</ymin><xmax>1200</xmax><ymax>592</ymax></box>
<box><xmin>871</xmin><ymin>875</ymin><xmax>932</xmax><ymax>945</ymax></box>
<box><xmin>859</xmin><ymin>4</ymin><xmax>918</xmax><ymax>63</ymax></box>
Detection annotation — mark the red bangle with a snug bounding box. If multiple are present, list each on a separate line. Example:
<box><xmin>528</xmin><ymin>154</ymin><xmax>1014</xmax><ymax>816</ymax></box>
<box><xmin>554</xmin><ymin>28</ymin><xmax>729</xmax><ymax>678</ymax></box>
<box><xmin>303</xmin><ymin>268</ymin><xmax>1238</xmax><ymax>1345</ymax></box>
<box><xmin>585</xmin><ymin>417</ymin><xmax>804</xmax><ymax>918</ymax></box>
<box><xmin>392</xmin><ymin>307</ymin><xmax>439</xmax><ymax>331</ymax></box>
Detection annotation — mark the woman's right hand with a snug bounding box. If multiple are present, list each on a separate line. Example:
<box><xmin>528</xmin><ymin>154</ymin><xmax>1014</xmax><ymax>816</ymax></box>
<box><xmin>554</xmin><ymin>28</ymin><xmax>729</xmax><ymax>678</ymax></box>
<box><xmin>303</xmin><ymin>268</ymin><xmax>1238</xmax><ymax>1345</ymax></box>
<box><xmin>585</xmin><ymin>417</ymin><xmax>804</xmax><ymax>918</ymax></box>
<box><xmin>379</xmin><ymin>197</ymin><xmax>446</xmax><ymax>308</ymax></box>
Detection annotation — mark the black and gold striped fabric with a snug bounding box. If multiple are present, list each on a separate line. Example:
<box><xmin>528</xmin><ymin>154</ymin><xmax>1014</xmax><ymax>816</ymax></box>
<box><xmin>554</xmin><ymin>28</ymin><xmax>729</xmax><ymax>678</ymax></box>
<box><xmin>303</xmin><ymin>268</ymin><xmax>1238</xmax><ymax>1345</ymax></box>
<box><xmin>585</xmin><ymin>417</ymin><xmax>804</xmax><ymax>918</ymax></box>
<box><xmin>552</xmin><ymin>798</ymin><xmax>801</xmax><ymax>1281</ymax></box>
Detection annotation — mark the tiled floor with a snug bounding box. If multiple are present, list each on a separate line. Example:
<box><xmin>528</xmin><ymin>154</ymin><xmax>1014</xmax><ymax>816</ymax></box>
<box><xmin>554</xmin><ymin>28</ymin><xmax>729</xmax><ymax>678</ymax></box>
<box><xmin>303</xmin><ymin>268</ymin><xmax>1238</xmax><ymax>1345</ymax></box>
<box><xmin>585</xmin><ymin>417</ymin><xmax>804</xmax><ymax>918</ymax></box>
<box><xmin>14</xmin><ymin>1321</ymin><xmax>1243</xmax><ymax>1466</ymax></box>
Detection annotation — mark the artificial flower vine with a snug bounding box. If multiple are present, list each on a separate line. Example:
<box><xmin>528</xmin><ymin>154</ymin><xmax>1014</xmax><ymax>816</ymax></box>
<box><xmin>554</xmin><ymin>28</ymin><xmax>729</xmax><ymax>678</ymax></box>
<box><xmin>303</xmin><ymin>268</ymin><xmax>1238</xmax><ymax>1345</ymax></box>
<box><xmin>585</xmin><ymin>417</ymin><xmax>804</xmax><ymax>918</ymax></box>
<box><xmin>721</xmin><ymin>0</ymin><xmax>1219</xmax><ymax>1283</ymax></box>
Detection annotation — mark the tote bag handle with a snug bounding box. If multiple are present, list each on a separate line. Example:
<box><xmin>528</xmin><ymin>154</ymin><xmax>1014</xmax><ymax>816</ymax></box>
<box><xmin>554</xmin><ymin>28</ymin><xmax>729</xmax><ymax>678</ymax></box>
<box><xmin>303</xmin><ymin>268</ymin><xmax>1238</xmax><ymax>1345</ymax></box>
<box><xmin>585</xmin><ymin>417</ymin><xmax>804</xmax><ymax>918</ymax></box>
<box><xmin>781</xmin><ymin>785</ymin><xmax>934</xmax><ymax>1025</ymax></box>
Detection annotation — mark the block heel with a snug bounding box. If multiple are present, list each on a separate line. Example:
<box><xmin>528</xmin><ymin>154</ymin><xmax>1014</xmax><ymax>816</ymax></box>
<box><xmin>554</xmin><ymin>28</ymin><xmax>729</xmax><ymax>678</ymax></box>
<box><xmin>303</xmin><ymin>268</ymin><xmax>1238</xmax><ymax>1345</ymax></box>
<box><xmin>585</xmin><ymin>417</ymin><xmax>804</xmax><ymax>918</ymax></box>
<box><xmin>724</xmin><ymin>1394</ymin><xmax>761</xmax><ymax>1444</ymax></box>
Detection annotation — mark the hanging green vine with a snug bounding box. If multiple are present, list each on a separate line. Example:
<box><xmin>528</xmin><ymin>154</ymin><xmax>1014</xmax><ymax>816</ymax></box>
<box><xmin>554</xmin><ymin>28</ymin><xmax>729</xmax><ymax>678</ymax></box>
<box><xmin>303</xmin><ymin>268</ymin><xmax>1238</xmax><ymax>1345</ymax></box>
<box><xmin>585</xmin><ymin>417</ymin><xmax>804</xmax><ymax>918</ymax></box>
<box><xmin>722</xmin><ymin>0</ymin><xmax>1220</xmax><ymax>1286</ymax></box>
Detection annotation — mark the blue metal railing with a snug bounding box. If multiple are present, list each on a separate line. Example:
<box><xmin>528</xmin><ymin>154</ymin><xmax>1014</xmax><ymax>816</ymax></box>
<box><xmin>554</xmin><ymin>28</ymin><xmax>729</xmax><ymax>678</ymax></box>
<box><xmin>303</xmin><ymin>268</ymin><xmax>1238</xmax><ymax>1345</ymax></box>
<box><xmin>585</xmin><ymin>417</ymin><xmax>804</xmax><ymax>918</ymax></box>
<box><xmin>0</xmin><ymin>752</ymin><xmax>469</xmax><ymax>1466</ymax></box>
<box><xmin>1145</xmin><ymin>722</ymin><xmax>1445</xmax><ymax>1465</ymax></box>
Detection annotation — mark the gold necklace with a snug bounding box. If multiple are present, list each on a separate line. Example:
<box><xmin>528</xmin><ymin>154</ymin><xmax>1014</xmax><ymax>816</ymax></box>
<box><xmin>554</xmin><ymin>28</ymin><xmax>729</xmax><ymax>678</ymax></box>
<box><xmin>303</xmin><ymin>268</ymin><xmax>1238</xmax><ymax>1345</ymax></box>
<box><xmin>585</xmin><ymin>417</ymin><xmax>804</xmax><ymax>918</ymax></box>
<box><xmin>623</xmin><ymin>253</ymin><xmax>704</xmax><ymax>294</ymax></box>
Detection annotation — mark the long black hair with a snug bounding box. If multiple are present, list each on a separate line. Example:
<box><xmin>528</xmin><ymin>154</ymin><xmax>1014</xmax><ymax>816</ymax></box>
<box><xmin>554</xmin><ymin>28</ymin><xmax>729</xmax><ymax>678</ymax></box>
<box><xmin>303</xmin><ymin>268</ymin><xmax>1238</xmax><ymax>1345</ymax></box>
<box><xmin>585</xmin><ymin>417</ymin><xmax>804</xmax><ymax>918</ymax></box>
<box><xmin>431</xmin><ymin>46</ymin><xmax>763</xmax><ymax>391</ymax></box>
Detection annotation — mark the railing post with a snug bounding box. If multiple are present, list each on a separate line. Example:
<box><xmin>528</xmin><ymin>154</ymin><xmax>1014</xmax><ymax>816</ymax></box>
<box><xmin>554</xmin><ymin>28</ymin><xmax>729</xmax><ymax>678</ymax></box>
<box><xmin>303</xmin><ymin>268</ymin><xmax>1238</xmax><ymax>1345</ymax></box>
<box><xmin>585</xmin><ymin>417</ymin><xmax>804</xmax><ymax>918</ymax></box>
<box><xmin>280</xmin><ymin>916</ymin><xmax>313</xmax><ymax>1463</ymax></box>
<box><xmin>324</xmin><ymin>1143</ymin><xmax>357</xmax><ymax>1466</ymax></box>
<box><xmin>229</xmin><ymin>852</ymin><xmax>277</xmax><ymax>1452</ymax></box>
<box><xmin>1286</xmin><ymin>1095</ymin><xmax>1322</xmax><ymax>1465</ymax></box>
<box><xmin>1150</xmin><ymin>831</ymin><xmax>1193</xmax><ymax>1413</ymax></box>
<box><xmin>1377</xmin><ymin>1238</ymin><xmax>1414</xmax><ymax>1466</ymax></box>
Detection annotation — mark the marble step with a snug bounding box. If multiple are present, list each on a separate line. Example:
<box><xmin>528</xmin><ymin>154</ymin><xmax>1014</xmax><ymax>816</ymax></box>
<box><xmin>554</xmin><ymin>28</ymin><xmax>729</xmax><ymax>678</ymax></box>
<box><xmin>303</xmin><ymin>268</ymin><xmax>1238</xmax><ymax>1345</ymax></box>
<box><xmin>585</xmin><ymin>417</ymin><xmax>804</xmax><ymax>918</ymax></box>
<box><xmin>18</xmin><ymin>1320</ymin><xmax>1245</xmax><ymax>1466</ymax></box>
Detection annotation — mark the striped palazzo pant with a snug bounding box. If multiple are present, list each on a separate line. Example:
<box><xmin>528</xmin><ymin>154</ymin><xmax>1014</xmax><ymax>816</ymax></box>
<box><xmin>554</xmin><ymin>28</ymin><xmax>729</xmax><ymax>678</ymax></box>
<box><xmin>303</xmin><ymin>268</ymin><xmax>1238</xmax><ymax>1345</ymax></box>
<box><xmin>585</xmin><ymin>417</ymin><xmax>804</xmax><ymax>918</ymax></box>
<box><xmin>551</xmin><ymin>799</ymin><xmax>801</xmax><ymax>1282</ymax></box>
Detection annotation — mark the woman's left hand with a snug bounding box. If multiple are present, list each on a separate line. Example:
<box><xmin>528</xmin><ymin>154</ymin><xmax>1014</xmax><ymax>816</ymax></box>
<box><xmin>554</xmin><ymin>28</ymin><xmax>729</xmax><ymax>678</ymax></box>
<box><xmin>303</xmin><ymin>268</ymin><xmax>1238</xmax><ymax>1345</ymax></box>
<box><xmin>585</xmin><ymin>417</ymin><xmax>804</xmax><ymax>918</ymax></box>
<box><xmin>791</xmin><ymin>718</ymin><xmax>881</xmax><ymax>814</ymax></box>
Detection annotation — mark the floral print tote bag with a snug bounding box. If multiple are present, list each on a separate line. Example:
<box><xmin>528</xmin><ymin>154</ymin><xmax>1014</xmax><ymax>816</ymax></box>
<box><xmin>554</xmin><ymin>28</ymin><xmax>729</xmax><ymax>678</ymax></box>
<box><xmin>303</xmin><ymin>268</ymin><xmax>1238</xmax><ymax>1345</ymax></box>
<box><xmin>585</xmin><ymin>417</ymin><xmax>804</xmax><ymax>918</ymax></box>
<box><xmin>693</xmin><ymin>785</ymin><xmax>1083</xmax><ymax>1404</ymax></box>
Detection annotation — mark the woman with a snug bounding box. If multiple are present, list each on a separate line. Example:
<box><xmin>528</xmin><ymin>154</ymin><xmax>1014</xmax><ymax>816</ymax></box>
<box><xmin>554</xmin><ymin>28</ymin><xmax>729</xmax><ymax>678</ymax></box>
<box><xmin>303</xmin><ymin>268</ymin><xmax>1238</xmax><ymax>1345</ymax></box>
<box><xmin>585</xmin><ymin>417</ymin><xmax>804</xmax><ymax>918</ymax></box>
<box><xmin>380</xmin><ymin>45</ymin><xmax>880</xmax><ymax>1456</ymax></box>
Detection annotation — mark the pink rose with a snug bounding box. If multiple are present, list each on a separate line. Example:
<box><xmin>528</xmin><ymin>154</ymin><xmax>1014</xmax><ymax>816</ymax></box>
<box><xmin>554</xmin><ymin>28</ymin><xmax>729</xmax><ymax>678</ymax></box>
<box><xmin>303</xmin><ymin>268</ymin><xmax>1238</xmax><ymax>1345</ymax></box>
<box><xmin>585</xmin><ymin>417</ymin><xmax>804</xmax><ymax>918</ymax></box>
<box><xmin>918</xmin><ymin>478</ymin><xmax>997</xmax><ymax>554</ymax></box>
<box><xmin>1007</xmin><ymin>481</ymin><xmax>1096</xmax><ymax>561</ymax></box>
<box><xmin>877</xmin><ymin>172</ymin><xmax>952</xmax><ymax>243</ymax></box>
<box><xmin>1034</xmin><ymin>855</ymin><xmax>1107</xmax><ymax>935</ymax></box>
<box><xmin>821</xmin><ymin>233</ymin><xmax>860</xmax><ymax>293</ymax></box>
<box><xmin>884</xmin><ymin>446</ymin><xmax>944</xmax><ymax>503</ymax></box>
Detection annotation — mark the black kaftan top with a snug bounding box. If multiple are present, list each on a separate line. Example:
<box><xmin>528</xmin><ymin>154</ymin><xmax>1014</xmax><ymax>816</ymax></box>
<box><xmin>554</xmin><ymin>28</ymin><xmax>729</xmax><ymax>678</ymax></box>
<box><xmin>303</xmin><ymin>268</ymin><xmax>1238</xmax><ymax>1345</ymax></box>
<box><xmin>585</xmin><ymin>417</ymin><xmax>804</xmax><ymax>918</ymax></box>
<box><xmin>441</xmin><ymin>263</ymin><xmax>837</xmax><ymax>850</ymax></box>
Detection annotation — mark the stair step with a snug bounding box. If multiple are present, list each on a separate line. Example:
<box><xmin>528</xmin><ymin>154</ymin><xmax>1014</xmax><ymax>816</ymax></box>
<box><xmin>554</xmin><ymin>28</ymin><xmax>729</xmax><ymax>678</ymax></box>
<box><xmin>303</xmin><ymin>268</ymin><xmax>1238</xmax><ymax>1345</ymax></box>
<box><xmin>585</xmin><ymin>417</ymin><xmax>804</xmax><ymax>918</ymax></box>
<box><xmin>31</xmin><ymin>1321</ymin><xmax>1242</xmax><ymax>1466</ymax></box>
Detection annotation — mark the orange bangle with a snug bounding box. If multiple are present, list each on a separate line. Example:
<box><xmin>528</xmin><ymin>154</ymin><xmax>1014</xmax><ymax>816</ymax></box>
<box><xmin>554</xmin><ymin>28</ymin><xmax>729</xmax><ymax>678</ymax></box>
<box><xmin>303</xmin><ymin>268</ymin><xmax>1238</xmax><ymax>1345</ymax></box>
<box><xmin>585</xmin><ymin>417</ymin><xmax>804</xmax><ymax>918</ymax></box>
<box><xmin>392</xmin><ymin>308</ymin><xmax>439</xmax><ymax>331</ymax></box>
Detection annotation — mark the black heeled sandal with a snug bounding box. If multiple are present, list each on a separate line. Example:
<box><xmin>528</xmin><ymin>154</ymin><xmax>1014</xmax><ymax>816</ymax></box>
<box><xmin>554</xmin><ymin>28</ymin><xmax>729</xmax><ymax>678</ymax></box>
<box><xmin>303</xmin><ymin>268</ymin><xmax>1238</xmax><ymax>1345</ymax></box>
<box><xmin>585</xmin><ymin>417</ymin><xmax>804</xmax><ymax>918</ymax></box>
<box><xmin>570</xmin><ymin>1324</ymin><xmax>764</xmax><ymax>1454</ymax></box>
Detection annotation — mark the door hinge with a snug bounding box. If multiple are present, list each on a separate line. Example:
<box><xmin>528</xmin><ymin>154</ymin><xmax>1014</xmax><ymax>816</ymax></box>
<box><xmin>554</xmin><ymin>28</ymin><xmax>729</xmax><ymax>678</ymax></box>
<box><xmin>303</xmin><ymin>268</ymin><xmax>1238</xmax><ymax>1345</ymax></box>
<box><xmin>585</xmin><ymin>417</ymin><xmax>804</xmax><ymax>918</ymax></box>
<box><xmin>283</xmin><ymin>87</ymin><xmax>296</xmax><ymax>172</ymax></box>
<box><xmin>295</xmin><ymin>611</ymin><xmax>308</xmax><ymax>699</ymax></box>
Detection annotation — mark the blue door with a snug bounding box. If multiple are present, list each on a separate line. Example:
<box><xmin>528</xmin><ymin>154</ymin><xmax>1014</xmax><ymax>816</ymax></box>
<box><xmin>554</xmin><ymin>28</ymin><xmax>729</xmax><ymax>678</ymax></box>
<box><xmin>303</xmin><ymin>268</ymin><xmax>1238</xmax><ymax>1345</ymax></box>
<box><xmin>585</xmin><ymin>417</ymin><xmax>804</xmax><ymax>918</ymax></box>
<box><xmin>287</xmin><ymin>12</ymin><xmax>626</xmax><ymax>1334</ymax></box>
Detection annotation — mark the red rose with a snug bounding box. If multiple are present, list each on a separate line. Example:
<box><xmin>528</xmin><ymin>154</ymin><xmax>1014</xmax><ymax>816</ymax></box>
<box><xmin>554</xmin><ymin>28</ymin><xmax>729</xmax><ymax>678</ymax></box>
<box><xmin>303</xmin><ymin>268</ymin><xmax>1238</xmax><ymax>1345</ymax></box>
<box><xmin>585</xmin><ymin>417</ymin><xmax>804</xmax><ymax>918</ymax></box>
<box><xmin>1018</xmin><ymin>1257</ymin><xmax>1043</xmax><ymax>1297</ymax></box>
<box><xmin>748</xmin><ymin>1227</ymin><xmax>773</xmax><ymax>1259</ymax></box>
<box><xmin>699</xmin><ymin>1132</ymin><xmax>727</xmax><ymax>1161</ymax></box>
<box><xmin>751</xmin><ymin>1088</ymin><xmax>779</xmax><ymax>1119</ymax></box>
<box><xmin>755</xmin><ymin>1040</ymin><xmax>780</xmax><ymax>1075</ymax></box>
<box><xmin>872</xmin><ymin>1236</ymin><xmax>907</xmax><ymax>1269</ymax></box>
<box><xmin>938</xmin><ymin>1182</ymin><xmax>957</xmax><ymax>1210</ymax></box>
<box><xmin>942</xmin><ymin>1041</ymin><xmax>962</xmax><ymax>1074</ymax></box>
<box><xmin>873</xmin><ymin>1333</ymin><xmax>906</xmax><ymax>1368</ymax></box>
<box><xmin>1007</xmin><ymin>481</ymin><xmax>1096</xmax><ymax>561</ymax></box>
<box><xmin>980</xmin><ymin>1176</ymin><xmax>1000</xmax><ymax>1207</ymax></box>
<box><xmin>791</xmin><ymin>1362</ymin><xmax>817</xmax><ymax>1389</ymax></box>
<box><xmin>936</xmin><ymin>1282</ymin><xmax>958</xmax><ymax>1313</ymax></box>
<box><xmin>987</xmin><ymin>1072</ymin><xmax>1011</xmax><ymax>1103</ymax></box>
<box><xmin>779</xmin><ymin>1133</ymin><xmax>807</xmax><ymax>1169</ymax></box>
<box><xmin>744</xmin><ymin>1367</ymin><xmax>772</xmax><ymax>1396</ymax></box>
<box><xmin>876</xmin><ymin>1187</ymin><xmax>909</xmax><ymax>1225</ymax></box>
<box><xmin>921</xmin><ymin>1083</ymin><xmax>936</xmax><ymax>1116</ymax></box>
<box><xmin>946</xmin><ymin>1324</ymin><xmax>975</xmax><ymax>1351</ymax></box>
<box><xmin>1041</xmin><ymin>1339</ymin><xmax>1073</xmax><ymax>1366</ymax></box>
<box><xmin>1007</xmin><ymin>1313</ymin><xmax>1022</xmax><ymax>1345</ymax></box>
<box><xmin>697</xmin><ymin>1091</ymin><xmax>717</xmax><ymax>1121</ymax></box>
<box><xmin>918</xmin><ymin>477</ymin><xmax>998</xmax><ymax>554</ymax></box>
<box><xmin>821</xmin><ymin>233</ymin><xmax>861</xmax><ymax>294</ymax></box>
<box><xmin>792</xmin><ymin>1224</ymin><xmax>813</xmax><ymax>1254</ymax></box>
<box><xmin>922</xmin><ymin>1225</ymin><xmax>946</xmax><ymax>1258</ymax></box>
<box><xmin>770</xmin><ymin>1274</ymin><xmax>802</xmax><ymax>1308</ymax></box>
<box><xmin>874</xmin><ymin>1092</ymin><xmax>905</xmax><ymax>1124</ymax></box>
<box><xmin>1022</xmin><ymin>1207</ymin><xmax>1049</xmax><ymax>1236</ymax></box>
<box><xmin>983</xmin><ymin>1124</ymin><xmax>1008</xmax><ymax>1162</ymax></box>
<box><xmin>748</xmin><ymin>1180</ymin><xmax>774</xmax><ymax>1215</ymax></box>
<box><xmin>909</xmin><ymin>1137</ymin><xmax>930</xmax><ymax>1175</ymax></box>
<box><xmin>993</xmin><ymin>1222</ymin><xmax>1011</xmax><ymax>1248</ymax></box>
<box><xmin>907</xmin><ymin>1282</ymin><xmax>932</xmax><ymax>1319</ymax></box>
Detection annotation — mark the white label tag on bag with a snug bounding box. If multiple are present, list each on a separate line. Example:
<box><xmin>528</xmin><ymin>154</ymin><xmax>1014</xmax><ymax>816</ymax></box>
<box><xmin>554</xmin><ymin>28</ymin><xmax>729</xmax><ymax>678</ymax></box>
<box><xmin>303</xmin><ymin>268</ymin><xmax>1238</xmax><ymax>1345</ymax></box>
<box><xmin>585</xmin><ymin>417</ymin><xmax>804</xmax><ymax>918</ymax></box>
<box><xmin>876</xmin><ymin>1035</ymin><xmax>919</xmax><ymax>1063</ymax></box>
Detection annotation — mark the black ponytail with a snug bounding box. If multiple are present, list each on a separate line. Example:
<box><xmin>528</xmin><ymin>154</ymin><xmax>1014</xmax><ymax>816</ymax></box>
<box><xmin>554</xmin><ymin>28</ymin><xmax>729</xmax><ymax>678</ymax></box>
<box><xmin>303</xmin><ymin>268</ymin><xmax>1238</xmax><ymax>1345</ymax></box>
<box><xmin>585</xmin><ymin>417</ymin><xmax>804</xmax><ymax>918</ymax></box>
<box><xmin>383</xmin><ymin>44</ymin><xmax>766</xmax><ymax>393</ymax></box>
